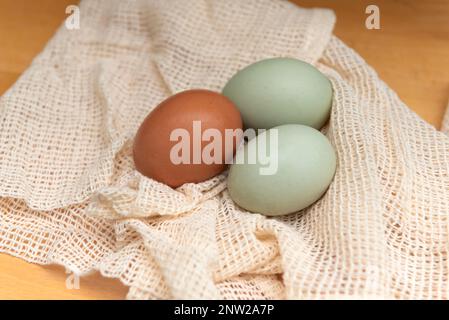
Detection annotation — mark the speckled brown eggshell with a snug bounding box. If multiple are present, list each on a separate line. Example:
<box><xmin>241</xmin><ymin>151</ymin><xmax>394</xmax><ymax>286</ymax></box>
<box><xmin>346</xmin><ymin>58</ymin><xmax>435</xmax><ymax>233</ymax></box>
<box><xmin>133</xmin><ymin>89</ymin><xmax>243</xmax><ymax>188</ymax></box>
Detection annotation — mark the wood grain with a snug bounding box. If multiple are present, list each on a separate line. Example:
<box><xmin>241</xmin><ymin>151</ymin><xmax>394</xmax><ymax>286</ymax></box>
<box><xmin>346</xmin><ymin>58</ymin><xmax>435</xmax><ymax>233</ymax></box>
<box><xmin>0</xmin><ymin>0</ymin><xmax>128</xmax><ymax>300</ymax></box>
<box><xmin>0</xmin><ymin>0</ymin><xmax>448</xmax><ymax>299</ymax></box>
<box><xmin>298</xmin><ymin>0</ymin><xmax>449</xmax><ymax>128</ymax></box>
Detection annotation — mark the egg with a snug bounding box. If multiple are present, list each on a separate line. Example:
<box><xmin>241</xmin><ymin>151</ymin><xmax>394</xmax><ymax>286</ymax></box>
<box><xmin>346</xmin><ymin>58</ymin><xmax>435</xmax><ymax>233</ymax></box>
<box><xmin>222</xmin><ymin>58</ymin><xmax>333</xmax><ymax>130</ymax></box>
<box><xmin>133</xmin><ymin>89</ymin><xmax>242</xmax><ymax>188</ymax></box>
<box><xmin>227</xmin><ymin>124</ymin><xmax>336</xmax><ymax>216</ymax></box>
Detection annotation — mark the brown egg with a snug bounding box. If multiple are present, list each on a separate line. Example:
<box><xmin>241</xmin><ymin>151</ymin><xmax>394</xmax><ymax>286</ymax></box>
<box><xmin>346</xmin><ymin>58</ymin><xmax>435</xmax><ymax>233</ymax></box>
<box><xmin>133</xmin><ymin>89</ymin><xmax>243</xmax><ymax>188</ymax></box>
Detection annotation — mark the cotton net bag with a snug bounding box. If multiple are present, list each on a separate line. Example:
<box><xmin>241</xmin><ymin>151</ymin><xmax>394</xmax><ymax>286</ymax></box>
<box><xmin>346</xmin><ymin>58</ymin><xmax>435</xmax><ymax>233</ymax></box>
<box><xmin>0</xmin><ymin>0</ymin><xmax>448</xmax><ymax>300</ymax></box>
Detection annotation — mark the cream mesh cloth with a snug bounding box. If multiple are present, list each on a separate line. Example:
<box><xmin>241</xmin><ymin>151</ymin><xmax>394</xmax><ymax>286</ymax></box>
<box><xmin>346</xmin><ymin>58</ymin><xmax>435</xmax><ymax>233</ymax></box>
<box><xmin>0</xmin><ymin>0</ymin><xmax>448</xmax><ymax>299</ymax></box>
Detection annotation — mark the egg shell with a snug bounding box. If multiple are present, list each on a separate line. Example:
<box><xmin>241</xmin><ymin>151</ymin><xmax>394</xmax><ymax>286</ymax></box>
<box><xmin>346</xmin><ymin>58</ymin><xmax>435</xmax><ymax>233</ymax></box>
<box><xmin>227</xmin><ymin>124</ymin><xmax>336</xmax><ymax>216</ymax></box>
<box><xmin>133</xmin><ymin>89</ymin><xmax>242</xmax><ymax>188</ymax></box>
<box><xmin>222</xmin><ymin>58</ymin><xmax>333</xmax><ymax>130</ymax></box>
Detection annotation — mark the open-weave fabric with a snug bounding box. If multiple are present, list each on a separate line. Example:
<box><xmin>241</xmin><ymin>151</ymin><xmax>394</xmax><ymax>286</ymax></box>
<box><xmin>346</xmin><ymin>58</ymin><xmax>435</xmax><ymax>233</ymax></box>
<box><xmin>0</xmin><ymin>0</ymin><xmax>448</xmax><ymax>299</ymax></box>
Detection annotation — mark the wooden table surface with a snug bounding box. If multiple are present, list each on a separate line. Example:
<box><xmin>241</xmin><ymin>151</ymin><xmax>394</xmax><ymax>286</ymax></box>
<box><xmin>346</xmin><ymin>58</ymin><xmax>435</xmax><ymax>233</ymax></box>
<box><xmin>0</xmin><ymin>0</ymin><xmax>448</xmax><ymax>300</ymax></box>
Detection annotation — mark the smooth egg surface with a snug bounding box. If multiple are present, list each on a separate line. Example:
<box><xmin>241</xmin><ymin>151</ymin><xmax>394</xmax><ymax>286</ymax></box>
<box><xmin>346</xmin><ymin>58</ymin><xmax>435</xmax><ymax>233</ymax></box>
<box><xmin>222</xmin><ymin>58</ymin><xmax>333</xmax><ymax>130</ymax></box>
<box><xmin>133</xmin><ymin>89</ymin><xmax>242</xmax><ymax>188</ymax></box>
<box><xmin>227</xmin><ymin>124</ymin><xmax>336</xmax><ymax>216</ymax></box>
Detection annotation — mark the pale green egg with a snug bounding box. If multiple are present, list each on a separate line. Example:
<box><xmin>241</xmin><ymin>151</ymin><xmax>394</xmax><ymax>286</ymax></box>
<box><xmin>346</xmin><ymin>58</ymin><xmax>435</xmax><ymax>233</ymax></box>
<box><xmin>227</xmin><ymin>124</ymin><xmax>336</xmax><ymax>216</ymax></box>
<box><xmin>222</xmin><ymin>58</ymin><xmax>333</xmax><ymax>130</ymax></box>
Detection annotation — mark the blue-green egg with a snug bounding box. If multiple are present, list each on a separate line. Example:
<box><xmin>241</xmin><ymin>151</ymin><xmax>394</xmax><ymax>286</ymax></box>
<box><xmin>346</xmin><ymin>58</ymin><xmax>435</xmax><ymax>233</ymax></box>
<box><xmin>222</xmin><ymin>58</ymin><xmax>333</xmax><ymax>130</ymax></box>
<box><xmin>227</xmin><ymin>124</ymin><xmax>336</xmax><ymax>216</ymax></box>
